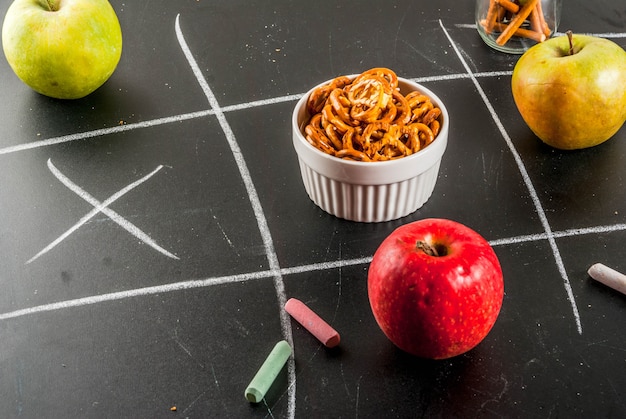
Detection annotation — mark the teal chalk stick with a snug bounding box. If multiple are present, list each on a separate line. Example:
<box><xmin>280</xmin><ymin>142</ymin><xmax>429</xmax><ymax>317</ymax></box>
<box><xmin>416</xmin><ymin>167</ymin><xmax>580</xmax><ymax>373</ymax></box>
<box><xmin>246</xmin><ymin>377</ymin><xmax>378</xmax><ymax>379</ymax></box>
<box><xmin>244</xmin><ymin>340</ymin><xmax>292</xmax><ymax>403</ymax></box>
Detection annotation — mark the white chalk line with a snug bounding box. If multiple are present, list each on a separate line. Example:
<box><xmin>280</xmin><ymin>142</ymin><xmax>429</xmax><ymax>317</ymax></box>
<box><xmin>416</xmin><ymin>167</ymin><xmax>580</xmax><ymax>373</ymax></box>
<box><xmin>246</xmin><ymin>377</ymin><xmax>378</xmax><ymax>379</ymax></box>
<box><xmin>2</xmin><ymin>221</ymin><xmax>626</xmax><ymax>322</ymax></box>
<box><xmin>489</xmin><ymin>223</ymin><xmax>626</xmax><ymax>246</ymax></box>
<box><xmin>454</xmin><ymin>23</ymin><xmax>626</xmax><ymax>39</ymax></box>
<box><xmin>174</xmin><ymin>14</ymin><xmax>296</xmax><ymax>417</ymax></box>
<box><xmin>27</xmin><ymin>160</ymin><xmax>178</xmax><ymax>263</ymax></box>
<box><xmin>0</xmin><ymin>72</ymin><xmax>516</xmax><ymax>158</ymax></box>
<box><xmin>0</xmin><ymin>258</ymin><xmax>373</xmax><ymax>322</ymax></box>
<box><xmin>0</xmin><ymin>109</ymin><xmax>213</xmax><ymax>156</ymax></box>
<box><xmin>440</xmin><ymin>19</ymin><xmax>583</xmax><ymax>334</ymax></box>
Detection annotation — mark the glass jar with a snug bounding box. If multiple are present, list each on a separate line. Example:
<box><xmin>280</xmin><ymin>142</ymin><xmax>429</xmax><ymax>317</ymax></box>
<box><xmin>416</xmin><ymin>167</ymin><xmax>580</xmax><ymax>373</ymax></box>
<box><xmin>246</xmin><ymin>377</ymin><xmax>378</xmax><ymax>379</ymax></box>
<box><xmin>476</xmin><ymin>0</ymin><xmax>562</xmax><ymax>54</ymax></box>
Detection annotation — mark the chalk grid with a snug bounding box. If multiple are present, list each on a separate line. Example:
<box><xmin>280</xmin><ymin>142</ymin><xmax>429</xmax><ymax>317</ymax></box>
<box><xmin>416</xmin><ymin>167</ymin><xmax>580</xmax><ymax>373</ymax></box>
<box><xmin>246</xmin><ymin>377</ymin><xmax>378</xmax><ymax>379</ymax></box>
<box><xmin>1</xmin><ymin>15</ymin><xmax>625</xmax><ymax>418</ymax></box>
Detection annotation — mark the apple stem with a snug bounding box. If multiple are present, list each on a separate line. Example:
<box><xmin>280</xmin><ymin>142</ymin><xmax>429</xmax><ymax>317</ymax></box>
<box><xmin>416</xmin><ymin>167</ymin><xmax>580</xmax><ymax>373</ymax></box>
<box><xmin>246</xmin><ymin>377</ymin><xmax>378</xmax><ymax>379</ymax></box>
<box><xmin>416</xmin><ymin>241</ymin><xmax>439</xmax><ymax>257</ymax></box>
<box><xmin>45</xmin><ymin>0</ymin><xmax>58</xmax><ymax>11</ymax></box>
<box><xmin>566</xmin><ymin>30</ymin><xmax>574</xmax><ymax>56</ymax></box>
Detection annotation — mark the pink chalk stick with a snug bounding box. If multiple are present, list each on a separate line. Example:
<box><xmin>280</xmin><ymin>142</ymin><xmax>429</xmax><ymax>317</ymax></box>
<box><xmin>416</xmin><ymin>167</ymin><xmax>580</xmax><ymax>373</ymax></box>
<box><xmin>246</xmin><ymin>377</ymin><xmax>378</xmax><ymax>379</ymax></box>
<box><xmin>285</xmin><ymin>298</ymin><xmax>340</xmax><ymax>348</ymax></box>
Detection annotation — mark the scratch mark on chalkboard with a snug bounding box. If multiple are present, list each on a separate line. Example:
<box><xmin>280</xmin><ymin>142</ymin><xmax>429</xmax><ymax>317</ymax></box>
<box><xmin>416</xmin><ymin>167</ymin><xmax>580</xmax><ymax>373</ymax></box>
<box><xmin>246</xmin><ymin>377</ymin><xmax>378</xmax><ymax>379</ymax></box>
<box><xmin>262</xmin><ymin>398</ymin><xmax>277</xmax><ymax>419</ymax></box>
<box><xmin>605</xmin><ymin>376</ymin><xmax>621</xmax><ymax>403</ymax></box>
<box><xmin>392</xmin><ymin>3</ymin><xmax>411</xmax><ymax>61</ymax></box>
<box><xmin>212</xmin><ymin>212</ymin><xmax>240</xmax><ymax>256</ymax></box>
<box><xmin>180</xmin><ymin>391</ymin><xmax>206</xmax><ymax>416</ymax></box>
<box><xmin>227</xmin><ymin>317</ymin><xmax>251</xmax><ymax>338</ymax></box>
<box><xmin>15</xmin><ymin>359</ymin><xmax>24</xmax><ymax>416</ymax></box>
<box><xmin>479</xmin><ymin>373</ymin><xmax>509</xmax><ymax>410</ymax></box>
<box><xmin>354</xmin><ymin>375</ymin><xmax>363</xmax><ymax>419</ymax></box>
<box><xmin>26</xmin><ymin>160</ymin><xmax>178</xmax><ymax>264</ymax></box>
<box><xmin>398</xmin><ymin>36</ymin><xmax>462</xmax><ymax>75</ymax></box>
<box><xmin>324</xmin><ymin>229</ymin><xmax>336</xmax><ymax>259</ymax></box>
<box><xmin>583</xmin><ymin>338</ymin><xmax>625</xmax><ymax>352</ymax></box>
<box><xmin>481</xmin><ymin>153</ymin><xmax>488</xmax><ymax>182</ymax></box>
<box><xmin>172</xmin><ymin>328</ymin><xmax>208</xmax><ymax>372</ymax></box>
<box><xmin>210</xmin><ymin>363</ymin><xmax>220</xmax><ymax>389</ymax></box>
<box><xmin>173</xmin><ymin>335</ymin><xmax>193</xmax><ymax>358</ymax></box>
<box><xmin>328</xmin><ymin>31</ymin><xmax>335</xmax><ymax>75</ymax></box>
<box><xmin>332</xmin><ymin>270</ymin><xmax>343</xmax><ymax>323</ymax></box>
<box><xmin>340</xmin><ymin>362</ymin><xmax>351</xmax><ymax>397</ymax></box>
<box><xmin>331</xmin><ymin>245</ymin><xmax>343</xmax><ymax>324</ymax></box>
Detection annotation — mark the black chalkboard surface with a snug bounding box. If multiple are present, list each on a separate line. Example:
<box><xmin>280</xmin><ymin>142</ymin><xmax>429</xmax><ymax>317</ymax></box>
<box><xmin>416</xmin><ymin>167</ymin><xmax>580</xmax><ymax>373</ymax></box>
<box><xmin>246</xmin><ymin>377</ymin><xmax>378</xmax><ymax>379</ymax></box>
<box><xmin>1</xmin><ymin>0</ymin><xmax>625</xmax><ymax>417</ymax></box>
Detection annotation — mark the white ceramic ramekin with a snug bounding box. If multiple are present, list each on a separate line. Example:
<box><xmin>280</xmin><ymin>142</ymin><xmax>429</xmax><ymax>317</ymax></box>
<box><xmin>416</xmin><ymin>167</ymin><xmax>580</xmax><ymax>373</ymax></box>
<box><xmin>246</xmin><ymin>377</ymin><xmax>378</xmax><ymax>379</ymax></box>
<box><xmin>292</xmin><ymin>76</ymin><xmax>449</xmax><ymax>222</ymax></box>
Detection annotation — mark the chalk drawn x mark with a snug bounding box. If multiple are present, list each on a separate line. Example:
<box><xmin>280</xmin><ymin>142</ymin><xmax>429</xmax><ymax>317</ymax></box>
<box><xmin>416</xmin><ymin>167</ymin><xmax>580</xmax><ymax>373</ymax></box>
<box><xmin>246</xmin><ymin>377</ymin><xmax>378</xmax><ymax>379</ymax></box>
<box><xmin>27</xmin><ymin>159</ymin><xmax>179</xmax><ymax>264</ymax></box>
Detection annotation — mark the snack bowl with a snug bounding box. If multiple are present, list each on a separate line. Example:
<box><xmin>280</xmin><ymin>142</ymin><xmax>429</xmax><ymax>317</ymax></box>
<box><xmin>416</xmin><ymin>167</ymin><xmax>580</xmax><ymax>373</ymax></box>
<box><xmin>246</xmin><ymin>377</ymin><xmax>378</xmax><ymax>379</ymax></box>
<box><xmin>292</xmin><ymin>75</ymin><xmax>449</xmax><ymax>222</ymax></box>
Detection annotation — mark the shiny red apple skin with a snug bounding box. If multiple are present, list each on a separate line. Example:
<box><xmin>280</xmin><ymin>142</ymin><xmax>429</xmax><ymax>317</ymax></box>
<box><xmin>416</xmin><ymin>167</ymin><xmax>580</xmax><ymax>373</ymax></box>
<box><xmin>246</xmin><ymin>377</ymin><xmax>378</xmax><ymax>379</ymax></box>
<box><xmin>368</xmin><ymin>218</ymin><xmax>504</xmax><ymax>359</ymax></box>
<box><xmin>512</xmin><ymin>34</ymin><xmax>626</xmax><ymax>150</ymax></box>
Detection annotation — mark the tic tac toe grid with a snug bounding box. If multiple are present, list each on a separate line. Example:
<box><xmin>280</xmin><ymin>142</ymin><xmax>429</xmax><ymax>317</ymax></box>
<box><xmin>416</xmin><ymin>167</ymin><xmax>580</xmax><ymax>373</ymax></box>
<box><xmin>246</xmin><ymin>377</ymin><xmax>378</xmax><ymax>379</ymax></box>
<box><xmin>1</xmin><ymin>0</ymin><xmax>625</xmax><ymax>417</ymax></box>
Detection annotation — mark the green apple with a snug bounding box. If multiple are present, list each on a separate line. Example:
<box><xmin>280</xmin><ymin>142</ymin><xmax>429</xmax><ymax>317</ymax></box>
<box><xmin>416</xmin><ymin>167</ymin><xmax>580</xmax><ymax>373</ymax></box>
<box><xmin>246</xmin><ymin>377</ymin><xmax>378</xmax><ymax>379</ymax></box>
<box><xmin>512</xmin><ymin>32</ymin><xmax>626</xmax><ymax>150</ymax></box>
<box><xmin>2</xmin><ymin>0</ymin><xmax>122</xmax><ymax>99</ymax></box>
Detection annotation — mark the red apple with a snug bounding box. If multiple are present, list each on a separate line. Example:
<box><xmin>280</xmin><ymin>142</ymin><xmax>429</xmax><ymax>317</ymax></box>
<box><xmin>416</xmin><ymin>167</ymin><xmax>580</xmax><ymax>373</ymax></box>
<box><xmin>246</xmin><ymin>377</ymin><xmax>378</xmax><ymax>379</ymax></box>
<box><xmin>367</xmin><ymin>218</ymin><xmax>504</xmax><ymax>359</ymax></box>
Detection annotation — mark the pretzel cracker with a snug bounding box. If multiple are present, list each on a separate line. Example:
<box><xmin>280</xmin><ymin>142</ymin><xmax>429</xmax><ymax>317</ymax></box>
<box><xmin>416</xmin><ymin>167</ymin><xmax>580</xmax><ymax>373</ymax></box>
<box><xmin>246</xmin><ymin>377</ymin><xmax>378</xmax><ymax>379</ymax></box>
<box><xmin>304</xmin><ymin>68</ymin><xmax>442</xmax><ymax>161</ymax></box>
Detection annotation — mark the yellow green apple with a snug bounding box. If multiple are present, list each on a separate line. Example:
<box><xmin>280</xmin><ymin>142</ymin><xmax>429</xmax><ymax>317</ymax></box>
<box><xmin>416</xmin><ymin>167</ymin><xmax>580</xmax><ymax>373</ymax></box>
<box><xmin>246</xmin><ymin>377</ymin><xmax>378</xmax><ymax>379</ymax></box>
<box><xmin>2</xmin><ymin>0</ymin><xmax>122</xmax><ymax>99</ymax></box>
<box><xmin>512</xmin><ymin>32</ymin><xmax>626</xmax><ymax>150</ymax></box>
